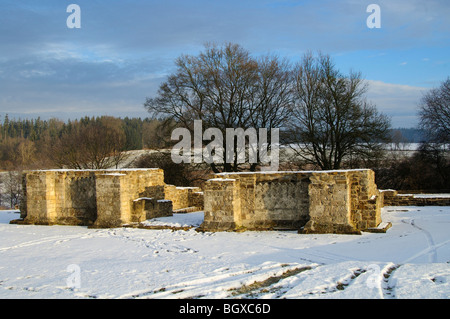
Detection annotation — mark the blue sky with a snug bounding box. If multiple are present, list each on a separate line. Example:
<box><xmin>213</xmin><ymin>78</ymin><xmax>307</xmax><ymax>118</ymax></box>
<box><xmin>0</xmin><ymin>0</ymin><xmax>449</xmax><ymax>128</ymax></box>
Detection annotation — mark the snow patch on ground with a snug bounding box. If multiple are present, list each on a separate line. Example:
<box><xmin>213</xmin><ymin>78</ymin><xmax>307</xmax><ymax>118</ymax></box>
<box><xmin>141</xmin><ymin>212</ymin><xmax>204</xmax><ymax>228</ymax></box>
<box><xmin>0</xmin><ymin>207</ymin><xmax>449</xmax><ymax>299</ymax></box>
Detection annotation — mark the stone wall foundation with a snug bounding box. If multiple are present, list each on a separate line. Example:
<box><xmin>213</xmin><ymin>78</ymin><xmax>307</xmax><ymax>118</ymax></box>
<box><xmin>19</xmin><ymin>169</ymin><xmax>202</xmax><ymax>228</ymax></box>
<box><xmin>198</xmin><ymin>169</ymin><xmax>382</xmax><ymax>234</ymax></box>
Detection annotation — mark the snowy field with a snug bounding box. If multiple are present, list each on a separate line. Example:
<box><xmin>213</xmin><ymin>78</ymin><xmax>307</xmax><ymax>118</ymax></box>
<box><xmin>0</xmin><ymin>207</ymin><xmax>449</xmax><ymax>299</ymax></box>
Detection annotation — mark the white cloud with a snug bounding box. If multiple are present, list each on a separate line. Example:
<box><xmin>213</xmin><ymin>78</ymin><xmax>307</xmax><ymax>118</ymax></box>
<box><xmin>366</xmin><ymin>80</ymin><xmax>427</xmax><ymax>127</ymax></box>
<box><xmin>0</xmin><ymin>0</ymin><xmax>447</xmax><ymax>124</ymax></box>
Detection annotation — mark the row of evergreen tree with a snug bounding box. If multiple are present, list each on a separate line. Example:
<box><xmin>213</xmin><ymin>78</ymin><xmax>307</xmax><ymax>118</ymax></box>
<box><xmin>0</xmin><ymin>114</ymin><xmax>168</xmax><ymax>151</ymax></box>
<box><xmin>0</xmin><ymin>114</ymin><xmax>426</xmax><ymax>146</ymax></box>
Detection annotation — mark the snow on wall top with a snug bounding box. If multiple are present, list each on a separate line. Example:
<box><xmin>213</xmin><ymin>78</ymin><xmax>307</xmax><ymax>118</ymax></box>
<box><xmin>216</xmin><ymin>169</ymin><xmax>372</xmax><ymax>175</ymax></box>
<box><xmin>24</xmin><ymin>168</ymin><xmax>162</xmax><ymax>173</ymax></box>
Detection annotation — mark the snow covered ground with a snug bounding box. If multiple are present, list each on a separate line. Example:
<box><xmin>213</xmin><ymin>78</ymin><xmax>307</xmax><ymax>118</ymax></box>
<box><xmin>0</xmin><ymin>206</ymin><xmax>449</xmax><ymax>299</ymax></box>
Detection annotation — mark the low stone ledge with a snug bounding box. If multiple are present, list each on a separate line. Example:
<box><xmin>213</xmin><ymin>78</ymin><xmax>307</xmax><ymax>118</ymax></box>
<box><xmin>173</xmin><ymin>206</ymin><xmax>201</xmax><ymax>214</ymax></box>
<box><xmin>123</xmin><ymin>223</ymin><xmax>194</xmax><ymax>232</ymax></box>
<box><xmin>196</xmin><ymin>221</ymin><xmax>238</xmax><ymax>232</ymax></box>
<box><xmin>363</xmin><ymin>221</ymin><xmax>392</xmax><ymax>233</ymax></box>
<box><xmin>300</xmin><ymin>221</ymin><xmax>361</xmax><ymax>235</ymax></box>
<box><xmin>9</xmin><ymin>218</ymin><xmax>30</xmax><ymax>225</ymax></box>
<box><xmin>382</xmin><ymin>190</ymin><xmax>450</xmax><ymax>207</ymax></box>
<box><xmin>89</xmin><ymin>220</ymin><xmax>124</xmax><ymax>229</ymax></box>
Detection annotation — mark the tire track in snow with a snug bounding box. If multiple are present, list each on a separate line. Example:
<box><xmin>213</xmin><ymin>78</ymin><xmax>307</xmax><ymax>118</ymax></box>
<box><xmin>402</xmin><ymin>239</ymin><xmax>450</xmax><ymax>264</ymax></box>
<box><xmin>0</xmin><ymin>234</ymin><xmax>82</xmax><ymax>252</ymax></box>
<box><xmin>380</xmin><ymin>263</ymin><xmax>400</xmax><ymax>299</ymax></box>
<box><xmin>229</xmin><ymin>265</ymin><xmax>313</xmax><ymax>298</ymax></box>
<box><xmin>262</xmin><ymin>243</ymin><xmax>354</xmax><ymax>264</ymax></box>
<box><xmin>401</xmin><ymin>219</ymin><xmax>439</xmax><ymax>263</ymax></box>
<box><xmin>298</xmin><ymin>249</ymin><xmax>353</xmax><ymax>264</ymax></box>
<box><xmin>383</xmin><ymin>265</ymin><xmax>400</xmax><ymax>299</ymax></box>
<box><xmin>409</xmin><ymin>219</ymin><xmax>437</xmax><ymax>263</ymax></box>
<box><xmin>119</xmin><ymin>262</ymin><xmax>315</xmax><ymax>299</ymax></box>
<box><xmin>278</xmin><ymin>263</ymin><xmax>374</xmax><ymax>298</ymax></box>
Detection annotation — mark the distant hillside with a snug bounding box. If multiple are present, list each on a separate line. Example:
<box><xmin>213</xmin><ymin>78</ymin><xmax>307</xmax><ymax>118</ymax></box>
<box><xmin>390</xmin><ymin>128</ymin><xmax>426</xmax><ymax>143</ymax></box>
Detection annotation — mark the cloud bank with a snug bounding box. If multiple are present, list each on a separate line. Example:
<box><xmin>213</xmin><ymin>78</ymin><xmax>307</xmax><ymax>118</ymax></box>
<box><xmin>0</xmin><ymin>0</ymin><xmax>448</xmax><ymax>127</ymax></box>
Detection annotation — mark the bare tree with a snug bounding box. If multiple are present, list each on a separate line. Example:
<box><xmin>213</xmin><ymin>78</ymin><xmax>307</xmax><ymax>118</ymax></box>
<box><xmin>2</xmin><ymin>171</ymin><xmax>22</xmax><ymax>208</ymax></box>
<box><xmin>391</xmin><ymin>130</ymin><xmax>408</xmax><ymax>151</ymax></box>
<box><xmin>133</xmin><ymin>151</ymin><xmax>208</xmax><ymax>187</ymax></box>
<box><xmin>142</xmin><ymin>118</ymin><xmax>177</xmax><ymax>149</ymax></box>
<box><xmin>419</xmin><ymin>77</ymin><xmax>450</xmax><ymax>144</ymax></box>
<box><xmin>49</xmin><ymin>119</ymin><xmax>127</xmax><ymax>169</ymax></box>
<box><xmin>288</xmin><ymin>52</ymin><xmax>391</xmax><ymax>170</ymax></box>
<box><xmin>144</xmin><ymin>43</ymin><xmax>292</xmax><ymax>172</ymax></box>
<box><xmin>8</xmin><ymin>138</ymin><xmax>36</xmax><ymax>168</ymax></box>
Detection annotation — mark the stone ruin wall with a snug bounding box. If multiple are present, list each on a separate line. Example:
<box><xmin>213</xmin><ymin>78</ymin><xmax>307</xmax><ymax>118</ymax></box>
<box><xmin>18</xmin><ymin>168</ymin><xmax>386</xmax><ymax>234</ymax></box>
<box><xmin>20</xmin><ymin>169</ymin><xmax>100</xmax><ymax>226</ymax></box>
<box><xmin>198</xmin><ymin>169</ymin><xmax>382</xmax><ymax>234</ymax></box>
<box><xmin>381</xmin><ymin>190</ymin><xmax>450</xmax><ymax>206</ymax></box>
<box><xmin>19</xmin><ymin>169</ymin><xmax>203</xmax><ymax>228</ymax></box>
<box><xmin>92</xmin><ymin>169</ymin><xmax>169</xmax><ymax>228</ymax></box>
<box><xmin>164</xmin><ymin>185</ymin><xmax>204</xmax><ymax>212</ymax></box>
<box><xmin>17</xmin><ymin>167</ymin><xmax>450</xmax><ymax>234</ymax></box>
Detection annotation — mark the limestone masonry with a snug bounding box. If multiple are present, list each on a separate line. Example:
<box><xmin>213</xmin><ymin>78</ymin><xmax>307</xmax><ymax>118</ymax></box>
<box><xmin>17</xmin><ymin>168</ymin><xmax>390</xmax><ymax>234</ymax></box>
<box><xmin>381</xmin><ymin>190</ymin><xmax>450</xmax><ymax>207</ymax></box>
<box><xmin>197</xmin><ymin>169</ymin><xmax>382</xmax><ymax>234</ymax></box>
<box><xmin>19</xmin><ymin>169</ymin><xmax>203</xmax><ymax>228</ymax></box>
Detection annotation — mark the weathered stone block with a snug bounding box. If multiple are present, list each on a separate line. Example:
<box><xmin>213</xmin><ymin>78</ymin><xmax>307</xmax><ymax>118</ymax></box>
<box><xmin>18</xmin><ymin>168</ymin><xmax>201</xmax><ymax>228</ymax></box>
<box><xmin>199</xmin><ymin>169</ymin><xmax>382</xmax><ymax>234</ymax></box>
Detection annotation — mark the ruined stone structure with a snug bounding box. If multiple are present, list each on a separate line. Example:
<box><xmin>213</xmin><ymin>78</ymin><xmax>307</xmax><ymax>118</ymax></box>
<box><xmin>197</xmin><ymin>169</ymin><xmax>383</xmax><ymax>234</ymax></box>
<box><xmin>164</xmin><ymin>185</ymin><xmax>204</xmax><ymax>212</ymax></box>
<box><xmin>381</xmin><ymin>190</ymin><xmax>450</xmax><ymax>207</ymax></box>
<box><xmin>19</xmin><ymin>169</ymin><xmax>203</xmax><ymax>228</ymax></box>
<box><xmin>18</xmin><ymin>168</ymin><xmax>387</xmax><ymax>234</ymax></box>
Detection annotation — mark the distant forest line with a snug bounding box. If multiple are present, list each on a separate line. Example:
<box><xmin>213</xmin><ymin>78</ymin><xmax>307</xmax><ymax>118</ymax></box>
<box><xmin>0</xmin><ymin>114</ymin><xmax>180</xmax><ymax>172</ymax></box>
<box><xmin>0</xmin><ymin>115</ymin><xmax>168</xmax><ymax>151</ymax></box>
<box><xmin>0</xmin><ymin>114</ymin><xmax>427</xmax><ymax>147</ymax></box>
<box><xmin>0</xmin><ymin>114</ymin><xmax>448</xmax><ymax>206</ymax></box>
